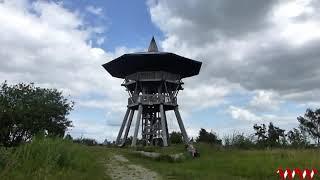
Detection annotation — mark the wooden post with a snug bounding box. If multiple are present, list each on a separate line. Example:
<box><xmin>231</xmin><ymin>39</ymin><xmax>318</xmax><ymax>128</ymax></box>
<box><xmin>164</xmin><ymin>110</ymin><xmax>170</xmax><ymax>144</ymax></box>
<box><xmin>116</xmin><ymin>108</ymin><xmax>130</xmax><ymax>145</ymax></box>
<box><xmin>122</xmin><ymin>109</ymin><xmax>134</xmax><ymax>145</ymax></box>
<box><xmin>174</xmin><ymin>106</ymin><xmax>189</xmax><ymax>144</ymax></box>
<box><xmin>132</xmin><ymin>104</ymin><xmax>143</xmax><ymax>146</ymax></box>
<box><xmin>160</xmin><ymin>104</ymin><xmax>168</xmax><ymax>146</ymax></box>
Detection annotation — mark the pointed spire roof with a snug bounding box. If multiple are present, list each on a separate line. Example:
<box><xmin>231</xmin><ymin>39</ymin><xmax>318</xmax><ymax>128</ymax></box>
<box><xmin>148</xmin><ymin>36</ymin><xmax>158</xmax><ymax>52</ymax></box>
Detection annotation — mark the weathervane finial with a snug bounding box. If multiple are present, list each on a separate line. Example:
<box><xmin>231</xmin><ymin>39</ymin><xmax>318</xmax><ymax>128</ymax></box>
<box><xmin>148</xmin><ymin>36</ymin><xmax>158</xmax><ymax>52</ymax></box>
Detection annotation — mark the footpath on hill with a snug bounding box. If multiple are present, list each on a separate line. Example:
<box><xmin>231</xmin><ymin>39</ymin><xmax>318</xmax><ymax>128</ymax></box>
<box><xmin>105</xmin><ymin>154</ymin><xmax>161</xmax><ymax>180</ymax></box>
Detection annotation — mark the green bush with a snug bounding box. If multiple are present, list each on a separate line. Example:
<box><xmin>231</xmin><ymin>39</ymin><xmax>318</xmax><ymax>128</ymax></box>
<box><xmin>0</xmin><ymin>81</ymin><xmax>73</xmax><ymax>147</ymax></box>
<box><xmin>169</xmin><ymin>132</ymin><xmax>183</xmax><ymax>144</ymax></box>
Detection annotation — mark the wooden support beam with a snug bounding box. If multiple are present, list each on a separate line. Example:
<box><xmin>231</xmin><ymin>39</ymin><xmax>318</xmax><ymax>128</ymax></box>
<box><xmin>160</xmin><ymin>104</ymin><xmax>168</xmax><ymax>146</ymax></box>
<box><xmin>122</xmin><ymin>109</ymin><xmax>135</xmax><ymax>145</ymax></box>
<box><xmin>132</xmin><ymin>104</ymin><xmax>143</xmax><ymax>146</ymax></box>
<box><xmin>164</xmin><ymin>110</ymin><xmax>170</xmax><ymax>144</ymax></box>
<box><xmin>174</xmin><ymin>106</ymin><xmax>189</xmax><ymax>144</ymax></box>
<box><xmin>116</xmin><ymin>108</ymin><xmax>130</xmax><ymax>145</ymax></box>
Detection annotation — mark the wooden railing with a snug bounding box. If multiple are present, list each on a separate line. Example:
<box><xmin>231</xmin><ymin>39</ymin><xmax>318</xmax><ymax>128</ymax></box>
<box><xmin>128</xmin><ymin>94</ymin><xmax>177</xmax><ymax>106</ymax></box>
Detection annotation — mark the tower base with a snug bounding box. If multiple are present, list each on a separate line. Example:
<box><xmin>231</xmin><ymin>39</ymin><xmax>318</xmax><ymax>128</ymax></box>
<box><xmin>115</xmin><ymin>105</ymin><xmax>189</xmax><ymax>147</ymax></box>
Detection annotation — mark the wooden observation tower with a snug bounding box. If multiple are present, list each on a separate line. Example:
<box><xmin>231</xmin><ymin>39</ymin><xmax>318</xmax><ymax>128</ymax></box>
<box><xmin>102</xmin><ymin>37</ymin><xmax>202</xmax><ymax>147</ymax></box>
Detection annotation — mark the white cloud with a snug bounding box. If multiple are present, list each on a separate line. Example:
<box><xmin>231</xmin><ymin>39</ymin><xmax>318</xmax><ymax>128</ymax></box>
<box><xmin>77</xmin><ymin>98</ymin><xmax>127</xmax><ymax>115</ymax></box>
<box><xmin>229</xmin><ymin>106</ymin><xmax>262</xmax><ymax>122</ymax></box>
<box><xmin>272</xmin><ymin>0</ymin><xmax>320</xmax><ymax>45</ymax></box>
<box><xmin>68</xmin><ymin>118</ymin><xmax>119</xmax><ymax>142</ymax></box>
<box><xmin>249</xmin><ymin>90</ymin><xmax>281</xmax><ymax>111</ymax></box>
<box><xmin>85</xmin><ymin>5</ymin><xmax>103</xmax><ymax>15</ymax></box>
<box><xmin>180</xmin><ymin>81</ymin><xmax>231</xmax><ymax>111</ymax></box>
<box><xmin>0</xmin><ymin>0</ymin><xmax>127</xmax><ymax>98</ymax></box>
<box><xmin>96</xmin><ymin>37</ymin><xmax>105</xmax><ymax>45</ymax></box>
<box><xmin>228</xmin><ymin>106</ymin><xmax>297</xmax><ymax>127</ymax></box>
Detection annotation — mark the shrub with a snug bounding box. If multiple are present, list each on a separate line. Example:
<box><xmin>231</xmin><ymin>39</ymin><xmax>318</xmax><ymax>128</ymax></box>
<box><xmin>169</xmin><ymin>131</ymin><xmax>183</xmax><ymax>144</ymax></box>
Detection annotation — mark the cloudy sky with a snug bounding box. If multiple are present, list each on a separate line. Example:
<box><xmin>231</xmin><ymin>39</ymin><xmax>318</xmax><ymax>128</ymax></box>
<box><xmin>1</xmin><ymin>0</ymin><xmax>320</xmax><ymax>142</ymax></box>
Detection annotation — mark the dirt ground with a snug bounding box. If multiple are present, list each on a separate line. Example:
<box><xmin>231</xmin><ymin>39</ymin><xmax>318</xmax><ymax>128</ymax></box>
<box><xmin>105</xmin><ymin>154</ymin><xmax>161</xmax><ymax>180</ymax></box>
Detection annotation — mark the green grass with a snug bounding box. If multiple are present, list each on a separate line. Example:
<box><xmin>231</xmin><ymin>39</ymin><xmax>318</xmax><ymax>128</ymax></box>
<box><xmin>123</xmin><ymin>143</ymin><xmax>320</xmax><ymax>180</ymax></box>
<box><xmin>1</xmin><ymin>140</ymin><xmax>319</xmax><ymax>180</ymax></box>
<box><xmin>0</xmin><ymin>138</ymin><xmax>110</xmax><ymax>180</ymax></box>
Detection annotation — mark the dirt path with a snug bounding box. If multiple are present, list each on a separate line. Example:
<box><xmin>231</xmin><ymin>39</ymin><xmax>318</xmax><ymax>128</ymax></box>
<box><xmin>105</xmin><ymin>154</ymin><xmax>161</xmax><ymax>180</ymax></box>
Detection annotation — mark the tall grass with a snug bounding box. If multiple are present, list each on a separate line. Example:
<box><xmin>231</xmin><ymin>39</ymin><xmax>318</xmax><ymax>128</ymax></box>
<box><xmin>125</xmin><ymin>143</ymin><xmax>320</xmax><ymax>179</ymax></box>
<box><xmin>0</xmin><ymin>137</ymin><xmax>109</xmax><ymax>180</ymax></box>
<box><xmin>0</xmin><ymin>147</ymin><xmax>10</xmax><ymax>170</ymax></box>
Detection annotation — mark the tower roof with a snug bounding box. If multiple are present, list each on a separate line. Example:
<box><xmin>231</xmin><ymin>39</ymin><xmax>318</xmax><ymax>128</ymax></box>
<box><xmin>148</xmin><ymin>36</ymin><xmax>158</xmax><ymax>52</ymax></box>
<box><xmin>102</xmin><ymin>37</ymin><xmax>202</xmax><ymax>79</ymax></box>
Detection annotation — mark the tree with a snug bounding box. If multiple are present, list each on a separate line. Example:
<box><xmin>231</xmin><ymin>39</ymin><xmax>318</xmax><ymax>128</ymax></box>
<box><xmin>64</xmin><ymin>134</ymin><xmax>73</xmax><ymax>141</ymax></box>
<box><xmin>287</xmin><ymin>128</ymin><xmax>308</xmax><ymax>148</ymax></box>
<box><xmin>253</xmin><ymin>123</ymin><xmax>267</xmax><ymax>142</ymax></box>
<box><xmin>254</xmin><ymin>123</ymin><xmax>285</xmax><ymax>147</ymax></box>
<box><xmin>196</xmin><ymin>128</ymin><xmax>222</xmax><ymax>145</ymax></box>
<box><xmin>224</xmin><ymin>133</ymin><xmax>255</xmax><ymax>149</ymax></box>
<box><xmin>267</xmin><ymin>122</ymin><xmax>285</xmax><ymax>147</ymax></box>
<box><xmin>169</xmin><ymin>131</ymin><xmax>183</xmax><ymax>144</ymax></box>
<box><xmin>298</xmin><ymin>108</ymin><xmax>320</xmax><ymax>146</ymax></box>
<box><xmin>0</xmin><ymin>81</ymin><xmax>73</xmax><ymax>147</ymax></box>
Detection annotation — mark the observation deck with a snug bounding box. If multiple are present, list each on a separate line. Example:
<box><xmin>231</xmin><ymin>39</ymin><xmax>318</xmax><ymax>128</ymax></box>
<box><xmin>128</xmin><ymin>94</ymin><xmax>177</xmax><ymax>109</ymax></box>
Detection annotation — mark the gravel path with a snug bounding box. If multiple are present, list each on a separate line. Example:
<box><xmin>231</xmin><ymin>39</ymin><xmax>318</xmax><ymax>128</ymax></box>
<box><xmin>105</xmin><ymin>154</ymin><xmax>161</xmax><ymax>180</ymax></box>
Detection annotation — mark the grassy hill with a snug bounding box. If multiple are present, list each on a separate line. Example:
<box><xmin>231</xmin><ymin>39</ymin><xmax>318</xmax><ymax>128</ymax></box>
<box><xmin>1</xmin><ymin>139</ymin><xmax>319</xmax><ymax>180</ymax></box>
